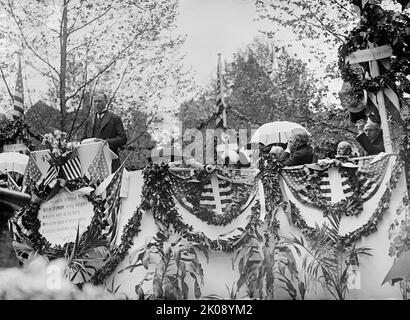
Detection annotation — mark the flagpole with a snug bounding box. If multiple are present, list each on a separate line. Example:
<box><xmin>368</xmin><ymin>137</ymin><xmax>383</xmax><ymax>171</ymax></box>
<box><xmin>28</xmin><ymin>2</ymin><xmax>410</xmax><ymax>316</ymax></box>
<box><xmin>12</xmin><ymin>51</ymin><xmax>24</xmax><ymax>120</ymax></box>
<box><xmin>218</xmin><ymin>53</ymin><xmax>227</xmax><ymax>128</ymax></box>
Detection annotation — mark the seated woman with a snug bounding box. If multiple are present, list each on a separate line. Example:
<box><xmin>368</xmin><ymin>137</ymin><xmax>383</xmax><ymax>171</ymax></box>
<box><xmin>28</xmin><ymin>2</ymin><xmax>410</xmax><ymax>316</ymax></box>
<box><xmin>279</xmin><ymin>128</ymin><xmax>314</xmax><ymax>166</ymax></box>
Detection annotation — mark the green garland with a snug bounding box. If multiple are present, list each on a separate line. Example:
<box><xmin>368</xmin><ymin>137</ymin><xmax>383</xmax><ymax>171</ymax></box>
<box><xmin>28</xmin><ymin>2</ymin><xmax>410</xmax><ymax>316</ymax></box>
<box><xmin>90</xmin><ymin>207</ymin><xmax>143</xmax><ymax>285</ymax></box>
<box><xmin>290</xmin><ymin>157</ymin><xmax>404</xmax><ymax>247</ymax></box>
<box><xmin>140</xmin><ymin>162</ymin><xmax>265</xmax><ymax>252</ymax></box>
<box><xmin>0</xmin><ymin>118</ymin><xmax>36</xmax><ymax>151</ymax></box>
<box><xmin>17</xmin><ymin>179</ymin><xmax>107</xmax><ymax>259</ymax></box>
<box><xmin>338</xmin><ymin>4</ymin><xmax>410</xmax><ymax>103</ymax></box>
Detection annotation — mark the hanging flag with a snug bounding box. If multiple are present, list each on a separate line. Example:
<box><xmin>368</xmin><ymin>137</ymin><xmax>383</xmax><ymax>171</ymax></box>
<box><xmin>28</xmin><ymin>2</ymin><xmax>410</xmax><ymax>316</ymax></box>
<box><xmin>281</xmin><ymin>168</ymin><xmax>332</xmax><ymax>205</ymax></box>
<box><xmin>357</xmin><ymin>154</ymin><xmax>390</xmax><ymax>201</ymax></box>
<box><xmin>215</xmin><ymin>54</ymin><xmax>227</xmax><ymax>129</ymax></box>
<box><xmin>87</xmin><ymin>143</ymin><xmax>109</xmax><ymax>184</ymax></box>
<box><xmin>61</xmin><ymin>148</ymin><xmax>82</xmax><ymax>181</ymax></box>
<box><xmin>22</xmin><ymin>154</ymin><xmax>42</xmax><ymax>187</ymax></box>
<box><xmin>43</xmin><ymin>165</ymin><xmax>59</xmax><ymax>186</ymax></box>
<box><xmin>12</xmin><ymin>53</ymin><xmax>24</xmax><ymax>120</ymax></box>
<box><xmin>100</xmin><ymin>157</ymin><xmax>130</xmax><ymax>246</ymax></box>
<box><xmin>7</xmin><ymin>172</ymin><xmax>20</xmax><ymax>191</ymax></box>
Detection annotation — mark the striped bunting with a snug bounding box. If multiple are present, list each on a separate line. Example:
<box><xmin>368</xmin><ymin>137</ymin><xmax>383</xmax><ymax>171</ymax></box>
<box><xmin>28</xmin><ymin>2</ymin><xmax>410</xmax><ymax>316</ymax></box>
<box><xmin>339</xmin><ymin>167</ymin><xmax>355</xmax><ymax>200</ymax></box>
<box><xmin>61</xmin><ymin>148</ymin><xmax>82</xmax><ymax>181</ymax></box>
<box><xmin>357</xmin><ymin>154</ymin><xmax>390</xmax><ymax>201</ymax></box>
<box><xmin>281</xmin><ymin>167</ymin><xmax>331</xmax><ymax>205</ymax></box>
<box><xmin>169</xmin><ymin>170</ymin><xmax>256</xmax><ymax>218</ymax></box>
<box><xmin>12</xmin><ymin>53</ymin><xmax>24</xmax><ymax>120</ymax></box>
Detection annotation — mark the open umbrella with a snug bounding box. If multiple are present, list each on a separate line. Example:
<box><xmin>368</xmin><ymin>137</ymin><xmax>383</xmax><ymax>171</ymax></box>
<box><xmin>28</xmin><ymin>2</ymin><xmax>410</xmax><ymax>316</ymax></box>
<box><xmin>382</xmin><ymin>251</ymin><xmax>410</xmax><ymax>299</ymax></box>
<box><xmin>382</xmin><ymin>251</ymin><xmax>410</xmax><ymax>285</ymax></box>
<box><xmin>0</xmin><ymin>152</ymin><xmax>28</xmax><ymax>175</ymax></box>
<box><xmin>250</xmin><ymin>121</ymin><xmax>311</xmax><ymax>145</ymax></box>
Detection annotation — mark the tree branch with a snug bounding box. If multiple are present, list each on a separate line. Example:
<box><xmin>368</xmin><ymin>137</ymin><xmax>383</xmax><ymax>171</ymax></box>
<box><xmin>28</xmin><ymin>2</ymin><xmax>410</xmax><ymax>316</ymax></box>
<box><xmin>0</xmin><ymin>65</ymin><xmax>13</xmax><ymax>100</ymax></box>
<box><xmin>68</xmin><ymin>0</ymin><xmax>114</xmax><ymax>35</ymax></box>
<box><xmin>64</xmin><ymin>29</ymin><xmax>143</xmax><ymax>103</ymax></box>
<box><xmin>7</xmin><ymin>0</ymin><xmax>60</xmax><ymax>76</ymax></box>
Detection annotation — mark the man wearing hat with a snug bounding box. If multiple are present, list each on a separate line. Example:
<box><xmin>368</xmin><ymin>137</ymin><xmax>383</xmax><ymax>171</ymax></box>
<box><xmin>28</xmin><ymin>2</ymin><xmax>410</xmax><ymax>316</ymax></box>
<box><xmin>82</xmin><ymin>90</ymin><xmax>127</xmax><ymax>172</ymax></box>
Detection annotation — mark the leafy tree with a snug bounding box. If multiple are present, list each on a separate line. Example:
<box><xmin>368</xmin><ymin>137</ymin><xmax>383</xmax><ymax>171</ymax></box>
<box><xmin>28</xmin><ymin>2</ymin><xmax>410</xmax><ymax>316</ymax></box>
<box><xmin>0</xmin><ymin>0</ymin><xmax>192</xmax><ymax>139</ymax></box>
<box><xmin>254</xmin><ymin>0</ymin><xmax>358</xmax><ymax>64</ymax></box>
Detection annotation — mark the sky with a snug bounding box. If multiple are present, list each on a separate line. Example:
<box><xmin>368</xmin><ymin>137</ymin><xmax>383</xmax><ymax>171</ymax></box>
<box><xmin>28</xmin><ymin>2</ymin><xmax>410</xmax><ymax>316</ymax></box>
<box><xmin>176</xmin><ymin>0</ymin><xmax>263</xmax><ymax>85</ymax></box>
<box><xmin>156</xmin><ymin>0</ymin><xmax>342</xmax><ymax>141</ymax></box>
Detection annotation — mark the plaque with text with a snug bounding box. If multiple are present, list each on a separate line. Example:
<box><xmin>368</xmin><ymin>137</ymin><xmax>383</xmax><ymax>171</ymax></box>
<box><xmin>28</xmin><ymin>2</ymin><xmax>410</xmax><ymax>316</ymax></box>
<box><xmin>38</xmin><ymin>190</ymin><xmax>94</xmax><ymax>246</ymax></box>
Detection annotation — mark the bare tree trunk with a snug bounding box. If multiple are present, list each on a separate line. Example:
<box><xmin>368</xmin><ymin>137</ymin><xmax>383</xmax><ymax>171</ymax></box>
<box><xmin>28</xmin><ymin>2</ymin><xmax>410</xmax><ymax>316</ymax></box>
<box><xmin>59</xmin><ymin>0</ymin><xmax>69</xmax><ymax>131</ymax></box>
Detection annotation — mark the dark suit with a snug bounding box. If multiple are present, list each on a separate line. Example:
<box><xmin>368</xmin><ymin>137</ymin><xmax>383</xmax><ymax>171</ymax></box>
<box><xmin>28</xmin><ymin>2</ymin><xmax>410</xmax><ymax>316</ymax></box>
<box><xmin>356</xmin><ymin>131</ymin><xmax>385</xmax><ymax>155</ymax></box>
<box><xmin>279</xmin><ymin>144</ymin><xmax>314</xmax><ymax>167</ymax></box>
<box><xmin>82</xmin><ymin>111</ymin><xmax>127</xmax><ymax>172</ymax></box>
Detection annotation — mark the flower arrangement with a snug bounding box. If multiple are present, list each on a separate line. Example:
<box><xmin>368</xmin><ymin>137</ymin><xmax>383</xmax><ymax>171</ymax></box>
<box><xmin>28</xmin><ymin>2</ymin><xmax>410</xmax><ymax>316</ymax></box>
<box><xmin>42</xmin><ymin>130</ymin><xmax>79</xmax><ymax>167</ymax></box>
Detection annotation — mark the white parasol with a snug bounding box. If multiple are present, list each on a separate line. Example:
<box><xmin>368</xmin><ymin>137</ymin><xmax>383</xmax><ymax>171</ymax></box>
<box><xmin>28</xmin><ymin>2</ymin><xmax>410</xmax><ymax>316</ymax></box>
<box><xmin>250</xmin><ymin>121</ymin><xmax>311</xmax><ymax>145</ymax></box>
<box><xmin>0</xmin><ymin>152</ymin><xmax>29</xmax><ymax>175</ymax></box>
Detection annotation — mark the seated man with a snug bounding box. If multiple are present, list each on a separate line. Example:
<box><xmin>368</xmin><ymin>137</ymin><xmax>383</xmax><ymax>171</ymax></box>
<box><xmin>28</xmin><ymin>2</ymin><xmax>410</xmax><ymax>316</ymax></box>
<box><xmin>336</xmin><ymin>141</ymin><xmax>353</xmax><ymax>159</ymax></box>
<box><xmin>270</xmin><ymin>145</ymin><xmax>284</xmax><ymax>159</ymax></box>
<box><xmin>279</xmin><ymin>128</ymin><xmax>314</xmax><ymax>167</ymax></box>
<box><xmin>355</xmin><ymin>120</ymin><xmax>384</xmax><ymax>155</ymax></box>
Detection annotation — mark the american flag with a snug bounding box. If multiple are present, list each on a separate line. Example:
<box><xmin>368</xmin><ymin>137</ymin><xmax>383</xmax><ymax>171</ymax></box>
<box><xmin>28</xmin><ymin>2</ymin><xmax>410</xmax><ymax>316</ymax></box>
<box><xmin>215</xmin><ymin>54</ymin><xmax>227</xmax><ymax>130</ymax></box>
<box><xmin>87</xmin><ymin>143</ymin><xmax>110</xmax><ymax>184</ymax></box>
<box><xmin>12</xmin><ymin>53</ymin><xmax>24</xmax><ymax>120</ymax></box>
<box><xmin>356</xmin><ymin>154</ymin><xmax>390</xmax><ymax>201</ymax></box>
<box><xmin>100</xmin><ymin>160</ymin><xmax>127</xmax><ymax>246</ymax></box>
<box><xmin>22</xmin><ymin>154</ymin><xmax>42</xmax><ymax>187</ymax></box>
<box><xmin>281</xmin><ymin>167</ymin><xmax>331</xmax><ymax>205</ymax></box>
<box><xmin>61</xmin><ymin>148</ymin><xmax>82</xmax><ymax>181</ymax></box>
<box><xmin>43</xmin><ymin>165</ymin><xmax>59</xmax><ymax>186</ymax></box>
<box><xmin>7</xmin><ymin>172</ymin><xmax>20</xmax><ymax>191</ymax></box>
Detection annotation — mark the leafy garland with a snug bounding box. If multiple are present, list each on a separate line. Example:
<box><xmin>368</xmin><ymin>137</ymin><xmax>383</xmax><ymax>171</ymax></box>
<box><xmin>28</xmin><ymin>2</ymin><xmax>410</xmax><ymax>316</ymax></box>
<box><xmin>140</xmin><ymin>162</ymin><xmax>265</xmax><ymax>252</ymax></box>
<box><xmin>90</xmin><ymin>207</ymin><xmax>143</xmax><ymax>285</ymax></box>
<box><xmin>290</xmin><ymin>157</ymin><xmax>404</xmax><ymax>247</ymax></box>
<box><xmin>17</xmin><ymin>179</ymin><xmax>107</xmax><ymax>259</ymax></box>
<box><xmin>338</xmin><ymin>4</ymin><xmax>410</xmax><ymax>102</ymax></box>
<box><xmin>13</xmin><ymin>175</ymin><xmax>144</xmax><ymax>285</ymax></box>
<box><xmin>0</xmin><ymin>118</ymin><xmax>36</xmax><ymax>151</ymax></box>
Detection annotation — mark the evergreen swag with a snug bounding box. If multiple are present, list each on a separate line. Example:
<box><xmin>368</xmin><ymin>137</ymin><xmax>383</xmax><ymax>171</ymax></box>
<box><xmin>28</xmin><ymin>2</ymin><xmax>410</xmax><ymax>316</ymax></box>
<box><xmin>290</xmin><ymin>157</ymin><xmax>404</xmax><ymax>247</ymax></box>
<box><xmin>338</xmin><ymin>3</ymin><xmax>410</xmax><ymax>102</ymax></box>
<box><xmin>0</xmin><ymin>118</ymin><xmax>36</xmax><ymax>150</ymax></box>
<box><xmin>140</xmin><ymin>163</ymin><xmax>267</xmax><ymax>252</ymax></box>
<box><xmin>17</xmin><ymin>178</ymin><xmax>107</xmax><ymax>259</ymax></box>
<box><xmin>14</xmin><ymin>176</ymin><xmax>144</xmax><ymax>285</ymax></box>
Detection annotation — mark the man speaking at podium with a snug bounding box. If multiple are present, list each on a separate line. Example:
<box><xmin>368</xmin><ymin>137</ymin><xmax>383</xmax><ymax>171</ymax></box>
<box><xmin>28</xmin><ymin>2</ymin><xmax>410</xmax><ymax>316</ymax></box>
<box><xmin>81</xmin><ymin>90</ymin><xmax>127</xmax><ymax>172</ymax></box>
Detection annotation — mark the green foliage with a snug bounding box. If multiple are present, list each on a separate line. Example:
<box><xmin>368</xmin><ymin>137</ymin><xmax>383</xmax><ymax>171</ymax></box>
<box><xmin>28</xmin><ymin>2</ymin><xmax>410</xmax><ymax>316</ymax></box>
<box><xmin>289</xmin><ymin>213</ymin><xmax>372</xmax><ymax>300</ymax></box>
<box><xmin>0</xmin><ymin>0</ymin><xmax>193</xmax><ymax>133</ymax></box>
<box><xmin>121</xmin><ymin>221</ymin><xmax>208</xmax><ymax>300</ymax></box>
<box><xmin>232</xmin><ymin>208</ymin><xmax>304</xmax><ymax>300</ymax></box>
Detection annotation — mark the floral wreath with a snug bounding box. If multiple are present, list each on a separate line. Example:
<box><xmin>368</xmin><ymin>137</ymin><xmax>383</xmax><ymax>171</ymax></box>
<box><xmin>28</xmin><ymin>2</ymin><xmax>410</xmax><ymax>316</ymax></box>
<box><xmin>338</xmin><ymin>3</ymin><xmax>410</xmax><ymax>104</ymax></box>
<box><xmin>12</xmin><ymin>179</ymin><xmax>107</xmax><ymax>261</ymax></box>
